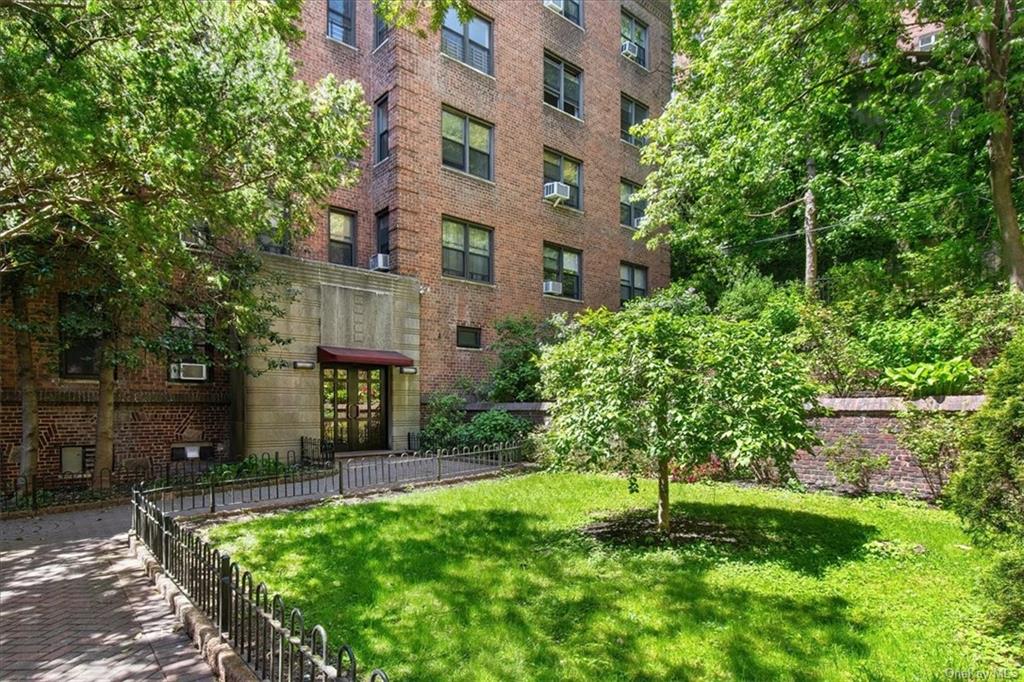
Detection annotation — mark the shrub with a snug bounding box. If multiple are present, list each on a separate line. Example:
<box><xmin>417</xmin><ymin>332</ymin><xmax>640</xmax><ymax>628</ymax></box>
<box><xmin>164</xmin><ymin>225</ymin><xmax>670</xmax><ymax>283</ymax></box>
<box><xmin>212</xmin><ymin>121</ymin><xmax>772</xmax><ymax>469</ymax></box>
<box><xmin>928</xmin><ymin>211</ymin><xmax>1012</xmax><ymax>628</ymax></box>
<box><xmin>881</xmin><ymin>357</ymin><xmax>979</xmax><ymax>398</ymax></box>
<box><xmin>716</xmin><ymin>272</ymin><xmax>777</xmax><ymax>322</ymax></box>
<box><xmin>985</xmin><ymin>547</ymin><xmax>1024</xmax><ymax>639</ymax></box>
<box><xmin>486</xmin><ymin>316</ymin><xmax>547</xmax><ymax>402</ymax></box>
<box><xmin>788</xmin><ymin>301</ymin><xmax>877</xmax><ymax>395</ymax></box>
<box><xmin>821</xmin><ymin>434</ymin><xmax>890</xmax><ymax>495</ymax></box>
<box><xmin>891</xmin><ymin>407</ymin><xmax>966</xmax><ymax>499</ymax></box>
<box><xmin>625</xmin><ymin>280</ymin><xmax>710</xmax><ymax>316</ymax></box>
<box><xmin>420</xmin><ymin>393</ymin><xmax>467</xmax><ymax>451</ymax></box>
<box><xmin>458</xmin><ymin>410</ymin><xmax>533</xmax><ymax>448</ymax></box>
<box><xmin>948</xmin><ymin>332</ymin><xmax>1024</xmax><ymax>540</ymax></box>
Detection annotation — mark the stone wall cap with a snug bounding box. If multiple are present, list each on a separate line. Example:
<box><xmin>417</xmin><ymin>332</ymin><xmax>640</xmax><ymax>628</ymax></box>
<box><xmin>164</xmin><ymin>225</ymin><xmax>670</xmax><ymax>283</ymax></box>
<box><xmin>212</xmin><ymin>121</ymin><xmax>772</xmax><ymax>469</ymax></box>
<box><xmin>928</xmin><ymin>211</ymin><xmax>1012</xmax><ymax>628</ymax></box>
<box><xmin>465</xmin><ymin>401</ymin><xmax>555</xmax><ymax>411</ymax></box>
<box><xmin>816</xmin><ymin>395</ymin><xmax>986</xmax><ymax>413</ymax></box>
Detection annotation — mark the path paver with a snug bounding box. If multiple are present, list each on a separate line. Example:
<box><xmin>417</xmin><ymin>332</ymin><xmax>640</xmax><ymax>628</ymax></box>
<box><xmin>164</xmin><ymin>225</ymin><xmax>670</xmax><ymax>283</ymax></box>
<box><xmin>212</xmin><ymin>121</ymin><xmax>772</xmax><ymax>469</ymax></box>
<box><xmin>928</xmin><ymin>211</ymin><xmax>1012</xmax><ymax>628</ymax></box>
<box><xmin>0</xmin><ymin>506</ymin><xmax>213</xmax><ymax>681</ymax></box>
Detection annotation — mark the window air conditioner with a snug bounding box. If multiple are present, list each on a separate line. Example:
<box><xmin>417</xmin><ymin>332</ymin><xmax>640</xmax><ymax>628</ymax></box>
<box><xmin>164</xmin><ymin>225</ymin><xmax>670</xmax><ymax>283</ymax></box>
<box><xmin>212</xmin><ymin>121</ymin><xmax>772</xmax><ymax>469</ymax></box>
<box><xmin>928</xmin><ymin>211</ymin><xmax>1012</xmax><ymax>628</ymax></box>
<box><xmin>543</xmin><ymin>181</ymin><xmax>571</xmax><ymax>205</ymax></box>
<box><xmin>632</xmin><ymin>217</ymin><xmax>643</xmax><ymax>229</ymax></box>
<box><xmin>369</xmin><ymin>253</ymin><xmax>391</xmax><ymax>271</ymax></box>
<box><xmin>621</xmin><ymin>40</ymin><xmax>639</xmax><ymax>61</ymax></box>
<box><xmin>544</xmin><ymin>0</ymin><xmax>564</xmax><ymax>11</ymax></box>
<box><xmin>170</xmin><ymin>362</ymin><xmax>208</xmax><ymax>381</ymax></box>
<box><xmin>543</xmin><ymin>280</ymin><xmax>563</xmax><ymax>296</ymax></box>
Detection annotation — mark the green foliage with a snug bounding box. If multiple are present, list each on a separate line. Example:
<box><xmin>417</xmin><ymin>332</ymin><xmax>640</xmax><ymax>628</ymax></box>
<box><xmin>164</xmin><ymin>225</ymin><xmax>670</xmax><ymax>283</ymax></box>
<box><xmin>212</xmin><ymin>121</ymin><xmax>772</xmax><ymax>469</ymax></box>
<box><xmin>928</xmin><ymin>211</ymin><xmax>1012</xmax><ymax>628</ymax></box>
<box><xmin>882</xmin><ymin>358</ymin><xmax>979</xmax><ymax>398</ymax></box>
<box><xmin>621</xmin><ymin>279</ymin><xmax>710</xmax><ymax>316</ymax></box>
<box><xmin>540</xmin><ymin>307</ymin><xmax>819</xmax><ymax>515</ymax></box>
<box><xmin>420</xmin><ymin>394</ymin><xmax>468</xmax><ymax>451</ymax></box>
<box><xmin>717</xmin><ymin>274</ymin><xmax>803</xmax><ymax>335</ymax></box>
<box><xmin>949</xmin><ymin>333</ymin><xmax>1024</xmax><ymax>541</ymax></box>
<box><xmin>486</xmin><ymin>316</ymin><xmax>547</xmax><ymax>402</ymax></box>
<box><xmin>788</xmin><ymin>301</ymin><xmax>876</xmax><ymax>396</ymax></box>
<box><xmin>820</xmin><ymin>435</ymin><xmax>890</xmax><ymax>495</ymax></box>
<box><xmin>420</xmin><ymin>393</ymin><xmax>533</xmax><ymax>450</ymax></box>
<box><xmin>984</xmin><ymin>547</ymin><xmax>1024</xmax><ymax>644</ymax></box>
<box><xmin>892</xmin><ymin>408</ymin><xmax>967</xmax><ymax>500</ymax></box>
<box><xmin>205</xmin><ymin>456</ymin><xmax>289</xmax><ymax>483</ymax></box>
<box><xmin>458</xmin><ymin>410</ymin><xmax>533</xmax><ymax>449</ymax></box>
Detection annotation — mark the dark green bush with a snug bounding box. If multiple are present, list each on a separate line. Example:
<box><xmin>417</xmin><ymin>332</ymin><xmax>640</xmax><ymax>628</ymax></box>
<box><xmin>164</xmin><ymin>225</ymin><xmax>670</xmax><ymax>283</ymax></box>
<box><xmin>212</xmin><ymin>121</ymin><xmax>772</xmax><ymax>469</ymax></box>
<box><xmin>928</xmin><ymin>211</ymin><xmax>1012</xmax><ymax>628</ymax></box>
<box><xmin>420</xmin><ymin>393</ymin><xmax>467</xmax><ymax>451</ymax></box>
<box><xmin>421</xmin><ymin>393</ymin><xmax>533</xmax><ymax>450</ymax></box>
<box><xmin>458</xmin><ymin>410</ymin><xmax>533</xmax><ymax>448</ymax></box>
<box><xmin>486</xmin><ymin>316</ymin><xmax>546</xmax><ymax>402</ymax></box>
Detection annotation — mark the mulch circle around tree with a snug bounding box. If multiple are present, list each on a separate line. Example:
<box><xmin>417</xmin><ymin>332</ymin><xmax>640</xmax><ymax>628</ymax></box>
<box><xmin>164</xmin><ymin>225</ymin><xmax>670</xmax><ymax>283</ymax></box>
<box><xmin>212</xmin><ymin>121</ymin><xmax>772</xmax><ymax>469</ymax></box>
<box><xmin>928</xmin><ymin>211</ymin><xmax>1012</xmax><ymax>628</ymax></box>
<box><xmin>580</xmin><ymin>508</ymin><xmax>743</xmax><ymax>549</ymax></box>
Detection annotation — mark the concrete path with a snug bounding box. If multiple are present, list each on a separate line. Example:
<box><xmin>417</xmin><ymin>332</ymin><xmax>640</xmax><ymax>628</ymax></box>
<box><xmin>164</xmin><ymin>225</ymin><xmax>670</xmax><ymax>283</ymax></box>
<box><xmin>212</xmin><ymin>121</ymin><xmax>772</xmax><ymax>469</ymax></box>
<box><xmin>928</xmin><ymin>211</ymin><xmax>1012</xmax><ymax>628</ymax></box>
<box><xmin>0</xmin><ymin>506</ymin><xmax>213</xmax><ymax>681</ymax></box>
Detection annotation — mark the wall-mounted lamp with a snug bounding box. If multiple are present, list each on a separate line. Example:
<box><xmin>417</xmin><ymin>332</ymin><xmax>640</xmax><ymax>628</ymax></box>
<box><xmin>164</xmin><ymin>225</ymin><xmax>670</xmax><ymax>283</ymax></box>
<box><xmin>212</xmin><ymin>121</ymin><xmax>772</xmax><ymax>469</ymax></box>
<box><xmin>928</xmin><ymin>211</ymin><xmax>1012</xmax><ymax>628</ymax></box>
<box><xmin>398</xmin><ymin>366</ymin><xmax>418</xmax><ymax>375</ymax></box>
<box><xmin>293</xmin><ymin>360</ymin><xmax>316</xmax><ymax>369</ymax></box>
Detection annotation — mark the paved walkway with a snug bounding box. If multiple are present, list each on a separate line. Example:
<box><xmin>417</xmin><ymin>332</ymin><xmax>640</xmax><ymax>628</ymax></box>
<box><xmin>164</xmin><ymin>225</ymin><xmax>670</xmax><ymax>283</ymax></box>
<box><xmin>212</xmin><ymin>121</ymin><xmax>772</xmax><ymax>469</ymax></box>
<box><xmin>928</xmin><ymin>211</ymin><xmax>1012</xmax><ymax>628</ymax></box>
<box><xmin>0</xmin><ymin>506</ymin><xmax>213</xmax><ymax>681</ymax></box>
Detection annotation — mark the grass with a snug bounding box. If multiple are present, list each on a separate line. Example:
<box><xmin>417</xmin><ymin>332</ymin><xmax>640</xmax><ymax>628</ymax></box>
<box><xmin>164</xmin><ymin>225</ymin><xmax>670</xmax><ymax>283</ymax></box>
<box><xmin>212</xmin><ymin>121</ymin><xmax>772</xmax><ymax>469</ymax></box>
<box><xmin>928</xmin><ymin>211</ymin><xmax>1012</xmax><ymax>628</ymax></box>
<box><xmin>208</xmin><ymin>473</ymin><xmax>1017</xmax><ymax>681</ymax></box>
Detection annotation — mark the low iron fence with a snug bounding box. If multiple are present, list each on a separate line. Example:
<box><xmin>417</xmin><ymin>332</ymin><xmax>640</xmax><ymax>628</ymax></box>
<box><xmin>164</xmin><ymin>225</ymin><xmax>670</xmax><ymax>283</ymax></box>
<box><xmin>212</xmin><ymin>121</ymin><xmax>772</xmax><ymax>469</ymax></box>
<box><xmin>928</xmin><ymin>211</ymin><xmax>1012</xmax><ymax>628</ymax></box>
<box><xmin>130</xmin><ymin>440</ymin><xmax>528</xmax><ymax>681</ymax></box>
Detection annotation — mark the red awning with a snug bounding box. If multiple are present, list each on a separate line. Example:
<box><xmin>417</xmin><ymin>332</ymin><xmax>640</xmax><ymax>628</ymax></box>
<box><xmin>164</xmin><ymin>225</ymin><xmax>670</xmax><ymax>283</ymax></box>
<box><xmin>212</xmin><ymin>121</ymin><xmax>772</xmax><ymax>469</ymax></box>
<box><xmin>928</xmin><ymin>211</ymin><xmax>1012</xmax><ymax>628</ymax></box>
<box><xmin>317</xmin><ymin>346</ymin><xmax>414</xmax><ymax>367</ymax></box>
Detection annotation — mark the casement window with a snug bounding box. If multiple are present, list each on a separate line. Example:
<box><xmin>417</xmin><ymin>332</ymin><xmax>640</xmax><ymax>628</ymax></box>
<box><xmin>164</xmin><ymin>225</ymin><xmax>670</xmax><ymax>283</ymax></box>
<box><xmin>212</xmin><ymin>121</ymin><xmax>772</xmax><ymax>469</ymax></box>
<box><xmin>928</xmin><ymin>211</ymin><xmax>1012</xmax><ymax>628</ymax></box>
<box><xmin>442</xmin><ymin>218</ymin><xmax>493</xmax><ymax>282</ymax></box>
<box><xmin>621</xmin><ymin>10</ymin><xmax>648</xmax><ymax>67</ymax></box>
<box><xmin>374</xmin><ymin>13</ymin><xmax>390</xmax><ymax>48</ymax></box>
<box><xmin>620</xmin><ymin>262</ymin><xmax>648</xmax><ymax>304</ymax></box>
<box><xmin>60</xmin><ymin>445</ymin><xmax>95</xmax><ymax>474</ymax></box>
<box><xmin>543</xmin><ymin>149</ymin><xmax>582</xmax><ymax>209</ymax></box>
<box><xmin>441</xmin><ymin>108</ymin><xmax>493</xmax><ymax>180</ymax></box>
<box><xmin>441</xmin><ymin>7</ymin><xmax>492</xmax><ymax>74</ymax></box>
<box><xmin>543</xmin><ymin>53</ymin><xmax>583</xmax><ymax>117</ymax></box>
<box><xmin>619</xmin><ymin>180</ymin><xmax>646</xmax><ymax>228</ymax></box>
<box><xmin>327</xmin><ymin>0</ymin><xmax>355</xmax><ymax>45</ymax></box>
<box><xmin>59</xmin><ymin>295</ymin><xmax>100</xmax><ymax>378</ymax></box>
<box><xmin>544</xmin><ymin>0</ymin><xmax>581</xmax><ymax>26</ymax></box>
<box><xmin>543</xmin><ymin>244</ymin><xmax>582</xmax><ymax>299</ymax></box>
<box><xmin>456</xmin><ymin>326</ymin><xmax>482</xmax><ymax>349</ymax></box>
<box><xmin>375</xmin><ymin>95</ymin><xmax>390</xmax><ymax>163</ymax></box>
<box><xmin>328</xmin><ymin>208</ymin><xmax>355</xmax><ymax>266</ymax></box>
<box><xmin>620</xmin><ymin>94</ymin><xmax>649</xmax><ymax>145</ymax></box>
<box><xmin>376</xmin><ymin>209</ymin><xmax>390</xmax><ymax>254</ymax></box>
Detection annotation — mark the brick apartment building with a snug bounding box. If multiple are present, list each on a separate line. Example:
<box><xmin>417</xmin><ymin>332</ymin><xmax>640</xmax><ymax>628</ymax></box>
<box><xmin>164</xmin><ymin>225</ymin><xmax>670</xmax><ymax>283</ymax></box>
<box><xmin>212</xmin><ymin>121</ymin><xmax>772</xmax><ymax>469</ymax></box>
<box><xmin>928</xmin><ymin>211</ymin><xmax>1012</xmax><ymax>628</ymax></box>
<box><xmin>1</xmin><ymin>0</ymin><xmax>672</xmax><ymax>481</ymax></box>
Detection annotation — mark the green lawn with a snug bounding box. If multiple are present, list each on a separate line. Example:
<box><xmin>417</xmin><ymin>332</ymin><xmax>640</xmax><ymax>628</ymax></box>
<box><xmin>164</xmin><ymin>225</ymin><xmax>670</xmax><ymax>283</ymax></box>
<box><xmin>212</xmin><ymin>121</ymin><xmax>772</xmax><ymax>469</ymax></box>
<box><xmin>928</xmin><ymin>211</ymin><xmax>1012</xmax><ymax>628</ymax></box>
<box><xmin>208</xmin><ymin>473</ymin><xmax>1013</xmax><ymax>681</ymax></box>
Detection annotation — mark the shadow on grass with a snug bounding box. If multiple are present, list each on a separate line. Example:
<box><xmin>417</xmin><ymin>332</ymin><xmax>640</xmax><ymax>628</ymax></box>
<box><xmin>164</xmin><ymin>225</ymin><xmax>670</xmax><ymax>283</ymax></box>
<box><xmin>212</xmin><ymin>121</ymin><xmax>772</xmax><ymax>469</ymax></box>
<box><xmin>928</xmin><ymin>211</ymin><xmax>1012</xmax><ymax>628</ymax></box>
<box><xmin>583</xmin><ymin>500</ymin><xmax>879</xmax><ymax>577</ymax></box>
<box><xmin>211</xmin><ymin>496</ymin><xmax>878</xmax><ymax>680</ymax></box>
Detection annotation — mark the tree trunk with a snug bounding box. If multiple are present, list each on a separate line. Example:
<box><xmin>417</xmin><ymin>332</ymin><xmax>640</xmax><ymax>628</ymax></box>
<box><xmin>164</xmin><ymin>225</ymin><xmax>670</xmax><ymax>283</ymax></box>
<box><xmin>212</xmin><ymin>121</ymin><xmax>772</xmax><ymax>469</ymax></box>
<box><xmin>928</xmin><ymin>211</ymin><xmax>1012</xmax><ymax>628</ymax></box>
<box><xmin>657</xmin><ymin>458</ymin><xmax>671</xmax><ymax>533</ymax></box>
<box><xmin>10</xmin><ymin>275</ymin><xmax>39</xmax><ymax>491</ymax></box>
<box><xmin>978</xmin><ymin>1</ymin><xmax>1024</xmax><ymax>291</ymax></box>
<box><xmin>93</xmin><ymin>339</ymin><xmax>115</xmax><ymax>488</ymax></box>
<box><xmin>804</xmin><ymin>158</ymin><xmax>819</xmax><ymax>294</ymax></box>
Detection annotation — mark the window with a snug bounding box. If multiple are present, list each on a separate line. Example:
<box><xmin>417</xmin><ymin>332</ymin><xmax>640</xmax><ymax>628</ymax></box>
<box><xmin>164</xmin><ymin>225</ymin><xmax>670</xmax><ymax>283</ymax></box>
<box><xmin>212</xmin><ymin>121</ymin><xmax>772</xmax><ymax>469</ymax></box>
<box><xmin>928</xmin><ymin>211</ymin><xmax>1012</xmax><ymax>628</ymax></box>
<box><xmin>620</xmin><ymin>180</ymin><xmax>646</xmax><ymax>228</ymax></box>
<box><xmin>620</xmin><ymin>263</ymin><xmax>648</xmax><ymax>304</ymax></box>
<box><xmin>545</xmin><ymin>0</ymin><xmax>581</xmax><ymax>25</ymax></box>
<box><xmin>375</xmin><ymin>95</ymin><xmax>390</xmax><ymax>163</ymax></box>
<box><xmin>543</xmin><ymin>149</ymin><xmax>582</xmax><ymax>209</ymax></box>
<box><xmin>917</xmin><ymin>31</ymin><xmax>938</xmax><ymax>51</ymax></box>
<box><xmin>543</xmin><ymin>244</ymin><xmax>581</xmax><ymax>299</ymax></box>
<box><xmin>442</xmin><ymin>218</ymin><xmax>493</xmax><ymax>282</ymax></box>
<box><xmin>441</xmin><ymin>7</ymin><xmax>492</xmax><ymax>74</ymax></box>
<box><xmin>621</xmin><ymin>10</ymin><xmax>648</xmax><ymax>67</ymax></box>
<box><xmin>376</xmin><ymin>210</ymin><xmax>390</xmax><ymax>254</ymax></box>
<box><xmin>168</xmin><ymin>311</ymin><xmax>210</xmax><ymax>379</ymax></box>
<box><xmin>620</xmin><ymin>95</ymin><xmax>649</xmax><ymax>145</ymax></box>
<box><xmin>456</xmin><ymin>326</ymin><xmax>482</xmax><ymax>349</ymax></box>
<box><xmin>171</xmin><ymin>444</ymin><xmax>215</xmax><ymax>461</ymax></box>
<box><xmin>327</xmin><ymin>0</ymin><xmax>355</xmax><ymax>45</ymax></box>
<box><xmin>374</xmin><ymin>13</ymin><xmax>390</xmax><ymax>48</ymax></box>
<box><xmin>59</xmin><ymin>295</ymin><xmax>100</xmax><ymax>378</ymax></box>
<box><xmin>441</xmin><ymin>108</ymin><xmax>493</xmax><ymax>180</ymax></box>
<box><xmin>328</xmin><ymin>209</ymin><xmax>355</xmax><ymax>266</ymax></box>
<box><xmin>257</xmin><ymin>204</ymin><xmax>291</xmax><ymax>254</ymax></box>
<box><xmin>543</xmin><ymin>53</ymin><xmax>582</xmax><ymax>117</ymax></box>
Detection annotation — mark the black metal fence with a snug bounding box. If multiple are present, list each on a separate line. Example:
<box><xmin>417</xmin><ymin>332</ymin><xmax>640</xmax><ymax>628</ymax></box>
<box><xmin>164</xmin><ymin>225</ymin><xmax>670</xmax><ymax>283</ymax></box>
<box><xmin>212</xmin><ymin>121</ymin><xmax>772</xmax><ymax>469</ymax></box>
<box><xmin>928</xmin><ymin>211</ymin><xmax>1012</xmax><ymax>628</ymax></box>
<box><xmin>133</xmin><ymin>488</ymin><xmax>390</xmax><ymax>682</ymax></box>
<box><xmin>130</xmin><ymin>440</ymin><xmax>528</xmax><ymax>681</ymax></box>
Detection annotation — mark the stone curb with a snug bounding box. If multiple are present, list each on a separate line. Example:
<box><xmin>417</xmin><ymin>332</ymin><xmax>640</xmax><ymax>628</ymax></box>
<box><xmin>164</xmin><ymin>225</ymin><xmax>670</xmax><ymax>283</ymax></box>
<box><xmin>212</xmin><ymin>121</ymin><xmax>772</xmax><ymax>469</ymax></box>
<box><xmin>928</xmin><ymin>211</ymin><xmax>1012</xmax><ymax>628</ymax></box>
<box><xmin>1</xmin><ymin>496</ymin><xmax>130</xmax><ymax>520</ymax></box>
<box><xmin>129</xmin><ymin>535</ymin><xmax>257</xmax><ymax>682</ymax></box>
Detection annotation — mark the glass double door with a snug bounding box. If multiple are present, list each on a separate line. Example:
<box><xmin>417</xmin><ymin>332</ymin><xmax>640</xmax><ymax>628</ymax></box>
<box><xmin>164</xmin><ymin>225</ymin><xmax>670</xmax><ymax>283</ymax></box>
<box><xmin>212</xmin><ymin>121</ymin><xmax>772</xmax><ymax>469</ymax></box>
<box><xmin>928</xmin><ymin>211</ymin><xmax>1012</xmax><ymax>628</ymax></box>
<box><xmin>321</xmin><ymin>365</ymin><xmax>387</xmax><ymax>451</ymax></box>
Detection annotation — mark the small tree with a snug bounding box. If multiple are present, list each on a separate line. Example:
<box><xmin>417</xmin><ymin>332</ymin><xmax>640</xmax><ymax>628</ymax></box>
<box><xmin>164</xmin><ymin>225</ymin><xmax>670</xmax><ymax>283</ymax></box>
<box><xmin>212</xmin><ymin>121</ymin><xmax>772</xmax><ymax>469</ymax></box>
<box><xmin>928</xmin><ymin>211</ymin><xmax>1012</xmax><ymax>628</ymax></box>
<box><xmin>540</xmin><ymin>308</ymin><xmax>818</xmax><ymax>533</ymax></box>
<box><xmin>891</xmin><ymin>407</ymin><xmax>965</xmax><ymax>499</ymax></box>
<box><xmin>820</xmin><ymin>434</ymin><xmax>890</xmax><ymax>495</ymax></box>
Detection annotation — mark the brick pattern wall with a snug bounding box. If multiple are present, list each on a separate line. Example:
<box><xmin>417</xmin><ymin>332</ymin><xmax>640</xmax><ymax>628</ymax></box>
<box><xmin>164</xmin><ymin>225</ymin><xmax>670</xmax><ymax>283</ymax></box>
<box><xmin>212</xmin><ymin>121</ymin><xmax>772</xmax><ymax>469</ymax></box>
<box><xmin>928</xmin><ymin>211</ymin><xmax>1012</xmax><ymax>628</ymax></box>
<box><xmin>288</xmin><ymin>0</ymin><xmax>674</xmax><ymax>395</ymax></box>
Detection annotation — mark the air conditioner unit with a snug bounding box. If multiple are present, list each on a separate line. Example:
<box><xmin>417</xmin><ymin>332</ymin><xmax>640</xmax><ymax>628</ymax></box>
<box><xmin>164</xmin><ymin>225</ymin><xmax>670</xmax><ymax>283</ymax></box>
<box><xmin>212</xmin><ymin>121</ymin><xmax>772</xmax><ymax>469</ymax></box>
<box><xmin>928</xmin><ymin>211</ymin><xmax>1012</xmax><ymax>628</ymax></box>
<box><xmin>369</xmin><ymin>253</ymin><xmax>391</xmax><ymax>271</ymax></box>
<box><xmin>179</xmin><ymin>231</ymin><xmax>206</xmax><ymax>250</ymax></box>
<box><xmin>632</xmin><ymin>217</ymin><xmax>643</xmax><ymax>229</ymax></box>
<box><xmin>621</xmin><ymin>40</ymin><xmax>639</xmax><ymax>61</ymax></box>
<box><xmin>544</xmin><ymin>0</ymin><xmax>564</xmax><ymax>11</ymax></box>
<box><xmin>170</xmin><ymin>362</ymin><xmax>208</xmax><ymax>381</ymax></box>
<box><xmin>543</xmin><ymin>280</ymin><xmax>563</xmax><ymax>296</ymax></box>
<box><xmin>543</xmin><ymin>181</ymin><xmax>571</xmax><ymax>205</ymax></box>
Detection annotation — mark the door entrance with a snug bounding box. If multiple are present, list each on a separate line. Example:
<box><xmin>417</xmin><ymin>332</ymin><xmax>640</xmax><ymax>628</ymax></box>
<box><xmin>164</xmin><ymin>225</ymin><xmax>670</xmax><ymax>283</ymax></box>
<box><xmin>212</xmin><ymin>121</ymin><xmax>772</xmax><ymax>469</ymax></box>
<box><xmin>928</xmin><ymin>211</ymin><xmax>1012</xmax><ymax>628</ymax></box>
<box><xmin>321</xmin><ymin>365</ymin><xmax>388</xmax><ymax>452</ymax></box>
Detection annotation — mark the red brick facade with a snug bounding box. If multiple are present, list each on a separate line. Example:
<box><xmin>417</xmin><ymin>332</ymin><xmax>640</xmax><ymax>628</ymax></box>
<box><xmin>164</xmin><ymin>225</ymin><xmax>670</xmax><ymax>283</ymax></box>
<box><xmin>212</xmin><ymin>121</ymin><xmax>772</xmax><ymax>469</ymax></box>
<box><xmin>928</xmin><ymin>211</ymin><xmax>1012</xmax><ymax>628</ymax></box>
<box><xmin>287</xmin><ymin>0</ymin><xmax>673</xmax><ymax>393</ymax></box>
<box><xmin>1</xmin><ymin>0</ymin><xmax>672</xmax><ymax>484</ymax></box>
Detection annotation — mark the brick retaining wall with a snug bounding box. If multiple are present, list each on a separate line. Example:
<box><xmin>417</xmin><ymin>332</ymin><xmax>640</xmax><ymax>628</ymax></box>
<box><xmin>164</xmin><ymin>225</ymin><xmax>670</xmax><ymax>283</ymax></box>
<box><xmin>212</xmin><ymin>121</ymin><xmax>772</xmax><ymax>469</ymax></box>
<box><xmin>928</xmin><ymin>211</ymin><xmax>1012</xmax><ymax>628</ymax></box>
<box><xmin>467</xmin><ymin>396</ymin><xmax>986</xmax><ymax>499</ymax></box>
